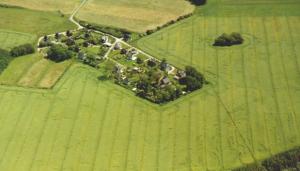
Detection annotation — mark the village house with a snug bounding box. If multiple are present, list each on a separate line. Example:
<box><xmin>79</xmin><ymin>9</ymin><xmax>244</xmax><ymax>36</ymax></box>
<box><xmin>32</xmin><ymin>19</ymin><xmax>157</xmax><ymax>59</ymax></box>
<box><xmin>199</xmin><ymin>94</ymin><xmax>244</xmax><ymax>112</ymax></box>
<box><xmin>127</xmin><ymin>49</ymin><xmax>138</xmax><ymax>61</ymax></box>
<box><xmin>114</xmin><ymin>42</ymin><xmax>122</xmax><ymax>50</ymax></box>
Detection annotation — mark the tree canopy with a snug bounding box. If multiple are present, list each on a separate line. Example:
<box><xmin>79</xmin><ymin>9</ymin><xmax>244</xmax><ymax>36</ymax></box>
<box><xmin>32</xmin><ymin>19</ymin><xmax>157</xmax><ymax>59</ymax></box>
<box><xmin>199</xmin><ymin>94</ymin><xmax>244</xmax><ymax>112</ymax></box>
<box><xmin>213</xmin><ymin>32</ymin><xmax>244</xmax><ymax>46</ymax></box>
<box><xmin>10</xmin><ymin>43</ymin><xmax>35</xmax><ymax>57</ymax></box>
<box><xmin>47</xmin><ymin>44</ymin><xmax>72</xmax><ymax>62</ymax></box>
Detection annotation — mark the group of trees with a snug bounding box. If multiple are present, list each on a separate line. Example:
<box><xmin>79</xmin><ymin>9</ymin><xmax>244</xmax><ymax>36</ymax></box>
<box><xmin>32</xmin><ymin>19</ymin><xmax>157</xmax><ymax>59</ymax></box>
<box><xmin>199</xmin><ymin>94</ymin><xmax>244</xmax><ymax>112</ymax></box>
<box><xmin>213</xmin><ymin>32</ymin><xmax>244</xmax><ymax>46</ymax></box>
<box><xmin>47</xmin><ymin>44</ymin><xmax>72</xmax><ymax>62</ymax></box>
<box><xmin>0</xmin><ymin>43</ymin><xmax>35</xmax><ymax>73</ymax></box>
<box><xmin>0</xmin><ymin>49</ymin><xmax>11</xmax><ymax>73</ymax></box>
<box><xmin>10</xmin><ymin>43</ymin><xmax>35</xmax><ymax>57</ymax></box>
<box><xmin>135</xmin><ymin>74</ymin><xmax>181</xmax><ymax>104</ymax></box>
<box><xmin>234</xmin><ymin>148</ymin><xmax>300</xmax><ymax>171</ymax></box>
<box><xmin>179</xmin><ymin>66</ymin><xmax>205</xmax><ymax>91</ymax></box>
<box><xmin>188</xmin><ymin>0</ymin><xmax>207</xmax><ymax>5</ymax></box>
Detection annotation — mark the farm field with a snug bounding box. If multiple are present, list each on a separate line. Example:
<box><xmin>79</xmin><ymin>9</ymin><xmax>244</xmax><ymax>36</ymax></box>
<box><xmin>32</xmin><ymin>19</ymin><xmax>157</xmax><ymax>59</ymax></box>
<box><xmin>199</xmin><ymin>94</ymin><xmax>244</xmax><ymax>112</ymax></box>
<box><xmin>0</xmin><ymin>29</ymin><xmax>36</xmax><ymax>50</ymax></box>
<box><xmin>136</xmin><ymin>0</ymin><xmax>300</xmax><ymax>169</ymax></box>
<box><xmin>0</xmin><ymin>0</ymin><xmax>81</xmax><ymax>14</ymax></box>
<box><xmin>0</xmin><ymin>7</ymin><xmax>76</xmax><ymax>37</ymax></box>
<box><xmin>0</xmin><ymin>53</ymin><xmax>72</xmax><ymax>88</ymax></box>
<box><xmin>75</xmin><ymin>0</ymin><xmax>195</xmax><ymax>33</ymax></box>
<box><xmin>0</xmin><ymin>0</ymin><xmax>299</xmax><ymax>171</ymax></box>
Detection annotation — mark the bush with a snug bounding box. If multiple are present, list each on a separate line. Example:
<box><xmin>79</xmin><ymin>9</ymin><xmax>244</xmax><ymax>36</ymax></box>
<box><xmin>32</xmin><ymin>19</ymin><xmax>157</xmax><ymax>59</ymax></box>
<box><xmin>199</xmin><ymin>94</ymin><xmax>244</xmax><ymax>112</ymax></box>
<box><xmin>47</xmin><ymin>44</ymin><xmax>72</xmax><ymax>62</ymax></box>
<box><xmin>39</xmin><ymin>40</ymin><xmax>52</xmax><ymax>48</ymax></box>
<box><xmin>179</xmin><ymin>66</ymin><xmax>205</xmax><ymax>91</ymax></box>
<box><xmin>10</xmin><ymin>43</ymin><xmax>35</xmax><ymax>57</ymax></box>
<box><xmin>188</xmin><ymin>0</ymin><xmax>207</xmax><ymax>5</ymax></box>
<box><xmin>0</xmin><ymin>49</ymin><xmax>11</xmax><ymax>73</ymax></box>
<box><xmin>213</xmin><ymin>32</ymin><xmax>244</xmax><ymax>46</ymax></box>
<box><xmin>147</xmin><ymin>60</ymin><xmax>156</xmax><ymax>67</ymax></box>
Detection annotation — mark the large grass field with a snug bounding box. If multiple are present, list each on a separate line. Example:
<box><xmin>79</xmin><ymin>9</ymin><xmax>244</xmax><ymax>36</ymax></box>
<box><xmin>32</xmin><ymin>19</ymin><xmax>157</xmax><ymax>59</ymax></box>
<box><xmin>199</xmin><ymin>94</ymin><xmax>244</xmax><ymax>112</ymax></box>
<box><xmin>0</xmin><ymin>0</ymin><xmax>81</xmax><ymax>14</ymax></box>
<box><xmin>0</xmin><ymin>29</ymin><xmax>36</xmax><ymax>50</ymax></box>
<box><xmin>0</xmin><ymin>6</ymin><xmax>76</xmax><ymax>37</ymax></box>
<box><xmin>0</xmin><ymin>0</ymin><xmax>299</xmax><ymax>171</ymax></box>
<box><xmin>135</xmin><ymin>0</ymin><xmax>300</xmax><ymax>169</ymax></box>
<box><xmin>75</xmin><ymin>0</ymin><xmax>195</xmax><ymax>33</ymax></box>
<box><xmin>0</xmin><ymin>53</ymin><xmax>72</xmax><ymax>88</ymax></box>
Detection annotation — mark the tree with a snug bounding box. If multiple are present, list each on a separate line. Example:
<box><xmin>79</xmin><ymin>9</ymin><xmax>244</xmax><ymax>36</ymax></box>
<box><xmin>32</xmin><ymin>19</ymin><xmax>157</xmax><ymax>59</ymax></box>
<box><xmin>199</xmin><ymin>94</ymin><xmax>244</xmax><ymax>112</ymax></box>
<box><xmin>179</xmin><ymin>66</ymin><xmax>205</xmax><ymax>91</ymax></box>
<box><xmin>160</xmin><ymin>58</ymin><xmax>167</xmax><ymax>71</ymax></box>
<box><xmin>184</xmin><ymin>76</ymin><xmax>202</xmax><ymax>91</ymax></box>
<box><xmin>10</xmin><ymin>44</ymin><xmax>35</xmax><ymax>57</ymax></box>
<box><xmin>120</xmin><ymin>49</ymin><xmax>127</xmax><ymax>55</ymax></box>
<box><xmin>43</xmin><ymin>35</ymin><xmax>48</xmax><ymax>41</ymax></box>
<box><xmin>188</xmin><ymin>0</ymin><xmax>206</xmax><ymax>5</ymax></box>
<box><xmin>83</xmin><ymin>41</ymin><xmax>89</xmax><ymax>47</ymax></box>
<box><xmin>55</xmin><ymin>33</ymin><xmax>60</xmax><ymax>39</ymax></box>
<box><xmin>123</xmin><ymin>33</ymin><xmax>131</xmax><ymax>42</ymax></box>
<box><xmin>66</xmin><ymin>38</ymin><xmax>75</xmax><ymax>46</ymax></box>
<box><xmin>136</xmin><ymin>57</ymin><xmax>143</xmax><ymax>64</ymax></box>
<box><xmin>147</xmin><ymin>59</ymin><xmax>156</xmax><ymax>67</ymax></box>
<box><xmin>213</xmin><ymin>32</ymin><xmax>244</xmax><ymax>46</ymax></box>
<box><xmin>66</xmin><ymin>30</ymin><xmax>73</xmax><ymax>37</ymax></box>
<box><xmin>47</xmin><ymin>44</ymin><xmax>72</xmax><ymax>62</ymax></box>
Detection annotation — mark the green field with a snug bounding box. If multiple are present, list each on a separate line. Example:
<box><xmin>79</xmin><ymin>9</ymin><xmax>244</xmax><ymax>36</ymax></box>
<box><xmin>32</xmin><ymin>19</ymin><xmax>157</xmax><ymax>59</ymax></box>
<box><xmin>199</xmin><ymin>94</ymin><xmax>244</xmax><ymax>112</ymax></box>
<box><xmin>76</xmin><ymin>0</ymin><xmax>194</xmax><ymax>33</ymax></box>
<box><xmin>0</xmin><ymin>7</ymin><xmax>76</xmax><ymax>37</ymax></box>
<box><xmin>0</xmin><ymin>29</ymin><xmax>36</xmax><ymax>50</ymax></box>
<box><xmin>0</xmin><ymin>0</ymin><xmax>299</xmax><ymax>171</ymax></box>
<box><xmin>0</xmin><ymin>53</ymin><xmax>72</xmax><ymax>88</ymax></box>
<box><xmin>136</xmin><ymin>0</ymin><xmax>300</xmax><ymax>169</ymax></box>
<box><xmin>0</xmin><ymin>0</ymin><xmax>81</xmax><ymax>14</ymax></box>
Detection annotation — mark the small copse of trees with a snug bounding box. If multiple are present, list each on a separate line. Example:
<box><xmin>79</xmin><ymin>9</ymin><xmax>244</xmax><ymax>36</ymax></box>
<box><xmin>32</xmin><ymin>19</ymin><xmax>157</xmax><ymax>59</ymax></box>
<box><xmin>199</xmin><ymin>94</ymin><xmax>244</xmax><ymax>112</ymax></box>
<box><xmin>0</xmin><ymin>49</ymin><xmax>11</xmax><ymax>73</ymax></box>
<box><xmin>213</xmin><ymin>32</ymin><xmax>244</xmax><ymax>46</ymax></box>
<box><xmin>188</xmin><ymin>0</ymin><xmax>207</xmax><ymax>5</ymax></box>
<box><xmin>179</xmin><ymin>66</ymin><xmax>205</xmax><ymax>91</ymax></box>
<box><xmin>10</xmin><ymin>43</ymin><xmax>35</xmax><ymax>57</ymax></box>
<box><xmin>47</xmin><ymin>44</ymin><xmax>73</xmax><ymax>62</ymax></box>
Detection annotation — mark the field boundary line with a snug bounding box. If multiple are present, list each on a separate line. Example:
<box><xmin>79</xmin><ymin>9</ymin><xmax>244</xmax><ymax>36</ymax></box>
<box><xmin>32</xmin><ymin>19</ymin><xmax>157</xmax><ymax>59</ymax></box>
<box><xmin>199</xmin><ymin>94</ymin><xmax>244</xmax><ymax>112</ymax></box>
<box><xmin>58</xmin><ymin>73</ymin><xmax>89</xmax><ymax>171</ymax></box>
<box><xmin>89</xmin><ymin>90</ymin><xmax>111</xmax><ymax>171</ymax></box>
<box><xmin>262</xmin><ymin>17</ymin><xmax>287</xmax><ymax>151</ymax></box>
<box><xmin>249</xmin><ymin>17</ymin><xmax>272</xmax><ymax>156</ymax></box>
<box><xmin>239</xmin><ymin>16</ymin><xmax>255</xmax><ymax>155</ymax></box>
<box><xmin>10</xmin><ymin>94</ymin><xmax>49</xmax><ymax>170</ymax></box>
<box><xmin>273</xmin><ymin>17</ymin><xmax>299</xmax><ymax>141</ymax></box>
<box><xmin>74</xmin><ymin>79</ymin><xmax>100</xmax><ymax>169</ymax></box>
<box><xmin>215</xmin><ymin>16</ymin><xmax>225</xmax><ymax>169</ymax></box>
<box><xmin>42</xmin><ymin>71</ymin><xmax>86</xmax><ymax>170</ymax></box>
<box><xmin>107</xmin><ymin>95</ymin><xmax>124</xmax><ymax>171</ymax></box>
<box><xmin>26</xmin><ymin>73</ymin><xmax>76</xmax><ymax>171</ymax></box>
<box><xmin>0</xmin><ymin>93</ymin><xmax>32</xmax><ymax>165</ymax></box>
<box><xmin>123</xmin><ymin>101</ymin><xmax>136</xmax><ymax>171</ymax></box>
<box><xmin>33</xmin><ymin>61</ymin><xmax>53</xmax><ymax>87</ymax></box>
<box><xmin>138</xmin><ymin>107</ymin><xmax>150</xmax><ymax>171</ymax></box>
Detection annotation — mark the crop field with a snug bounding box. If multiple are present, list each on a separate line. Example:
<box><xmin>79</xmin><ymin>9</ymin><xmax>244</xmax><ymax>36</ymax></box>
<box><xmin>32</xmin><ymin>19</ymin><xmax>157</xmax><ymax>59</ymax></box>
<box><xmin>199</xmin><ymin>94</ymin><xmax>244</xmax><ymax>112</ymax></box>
<box><xmin>0</xmin><ymin>29</ymin><xmax>36</xmax><ymax>50</ymax></box>
<box><xmin>0</xmin><ymin>0</ymin><xmax>299</xmax><ymax>171</ymax></box>
<box><xmin>136</xmin><ymin>0</ymin><xmax>300</xmax><ymax>170</ymax></box>
<box><xmin>0</xmin><ymin>7</ymin><xmax>76</xmax><ymax>37</ymax></box>
<box><xmin>0</xmin><ymin>0</ymin><xmax>81</xmax><ymax>14</ymax></box>
<box><xmin>0</xmin><ymin>54</ymin><xmax>72</xmax><ymax>88</ymax></box>
<box><xmin>76</xmin><ymin>0</ymin><xmax>194</xmax><ymax>33</ymax></box>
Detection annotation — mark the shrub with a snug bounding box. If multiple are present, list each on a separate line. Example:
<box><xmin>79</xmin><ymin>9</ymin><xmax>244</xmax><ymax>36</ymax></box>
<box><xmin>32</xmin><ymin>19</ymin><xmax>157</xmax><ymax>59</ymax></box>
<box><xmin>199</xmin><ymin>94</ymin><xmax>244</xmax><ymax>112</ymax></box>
<box><xmin>147</xmin><ymin>60</ymin><xmax>156</xmax><ymax>67</ymax></box>
<box><xmin>47</xmin><ymin>44</ymin><xmax>72</xmax><ymax>62</ymax></box>
<box><xmin>213</xmin><ymin>32</ymin><xmax>244</xmax><ymax>46</ymax></box>
<box><xmin>188</xmin><ymin>0</ymin><xmax>207</xmax><ymax>5</ymax></box>
<box><xmin>0</xmin><ymin>49</ymin><xmax>11</xmax><ymax>73</ymax></box>
<box><xmin>39</xmin><ymin>40</ymin><xmax>52</xmax><ymax>48</ymax></box>
<box><xmin>10</xmin><ymin>43</ymin><xmax>35</xmax><ymax>57</ymax></box>
<box><xmin>179</xmin><ymin>66</ymin><xmax>205</xmax><ymax>91</ymax></box>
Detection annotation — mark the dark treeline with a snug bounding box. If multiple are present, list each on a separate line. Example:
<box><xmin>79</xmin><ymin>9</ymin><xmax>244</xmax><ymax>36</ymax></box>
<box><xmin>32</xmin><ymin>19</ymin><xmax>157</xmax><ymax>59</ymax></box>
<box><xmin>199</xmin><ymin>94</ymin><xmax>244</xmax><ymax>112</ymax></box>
<box><xmin>0</xmin><ymin>43</ymin><xmax>35</xmax><ymax>74</ymax></box>
<box><xmin>187</xmin><ymin>0</ymin><xmax>207</xmax><ymax>5</ymax></box>
<box><xmin>233</xmin><ymin>147</ymin><xmax>300</xmax><ymax>171</ymax></box>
